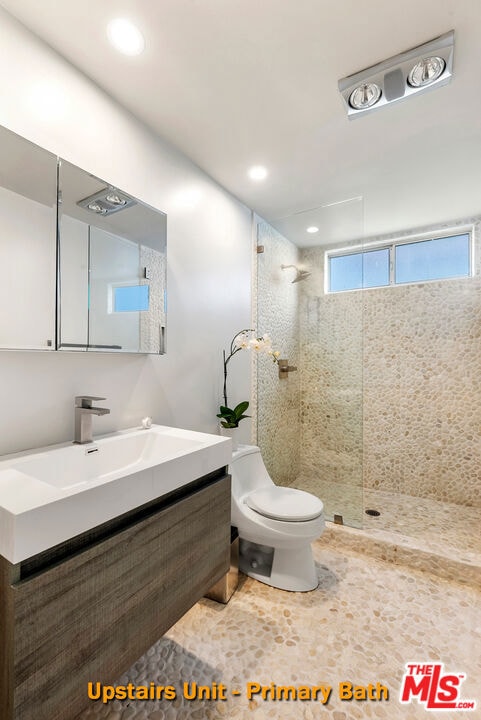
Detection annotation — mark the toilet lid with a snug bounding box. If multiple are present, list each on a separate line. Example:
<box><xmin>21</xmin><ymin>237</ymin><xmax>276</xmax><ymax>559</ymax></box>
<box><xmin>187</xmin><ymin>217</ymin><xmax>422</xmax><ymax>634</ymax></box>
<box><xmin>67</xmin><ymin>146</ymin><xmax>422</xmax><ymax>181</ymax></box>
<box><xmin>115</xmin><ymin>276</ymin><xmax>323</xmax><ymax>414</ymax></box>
<box><xmin>245</xmin><ymin>487</ymin><xmax>324</xmax><ymax>521</ymax></box>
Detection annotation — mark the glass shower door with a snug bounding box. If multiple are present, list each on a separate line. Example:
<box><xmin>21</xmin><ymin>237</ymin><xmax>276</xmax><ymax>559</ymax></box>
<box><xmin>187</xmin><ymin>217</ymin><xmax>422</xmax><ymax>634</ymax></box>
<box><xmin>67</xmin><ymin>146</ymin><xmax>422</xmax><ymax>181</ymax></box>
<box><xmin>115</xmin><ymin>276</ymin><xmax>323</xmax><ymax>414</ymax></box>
<box><xmin>256</xmin><ymin>197</ymin><xmax>364</xmax><ymax>528</ymax></box>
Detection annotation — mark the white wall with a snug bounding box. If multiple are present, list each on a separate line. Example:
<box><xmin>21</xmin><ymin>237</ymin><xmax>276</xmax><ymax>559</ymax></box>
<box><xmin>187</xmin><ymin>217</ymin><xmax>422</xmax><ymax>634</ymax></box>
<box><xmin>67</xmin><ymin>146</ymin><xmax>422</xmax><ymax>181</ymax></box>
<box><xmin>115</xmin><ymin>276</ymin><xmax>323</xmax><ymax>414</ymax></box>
<box><xmin>0</xmin><ymin>7</ymin><xmax>253</xmax><ymax>455</ymax></box>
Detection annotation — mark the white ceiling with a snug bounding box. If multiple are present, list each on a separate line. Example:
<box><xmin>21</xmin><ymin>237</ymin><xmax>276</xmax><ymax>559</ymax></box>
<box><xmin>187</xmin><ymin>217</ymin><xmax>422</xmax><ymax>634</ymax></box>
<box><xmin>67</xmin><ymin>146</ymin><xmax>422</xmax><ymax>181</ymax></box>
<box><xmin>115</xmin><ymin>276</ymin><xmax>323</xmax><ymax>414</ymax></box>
<box><xmin>2</xmin><ymin>0</ymin><xmax>481</xmax><ymax>245</ymax></box>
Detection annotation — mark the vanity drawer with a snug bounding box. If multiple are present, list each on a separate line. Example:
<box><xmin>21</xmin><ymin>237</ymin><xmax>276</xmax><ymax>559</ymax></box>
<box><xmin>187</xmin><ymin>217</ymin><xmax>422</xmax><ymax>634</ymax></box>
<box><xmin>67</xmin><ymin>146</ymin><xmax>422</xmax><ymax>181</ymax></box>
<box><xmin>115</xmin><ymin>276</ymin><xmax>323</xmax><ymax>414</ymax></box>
<box><xmin>1</xmin><ymin>472</ymin><xmax>230</xmax><ymax>720</ymax></box>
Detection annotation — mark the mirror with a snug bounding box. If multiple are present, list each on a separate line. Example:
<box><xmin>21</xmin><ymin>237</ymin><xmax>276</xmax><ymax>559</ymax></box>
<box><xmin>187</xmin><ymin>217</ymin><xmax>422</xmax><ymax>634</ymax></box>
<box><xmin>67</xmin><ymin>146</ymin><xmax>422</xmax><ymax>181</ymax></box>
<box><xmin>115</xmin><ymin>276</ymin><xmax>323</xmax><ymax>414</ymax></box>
<box><xmin>0</xmin><ymin>126</ymin><xmax>57</xmax><ymax>350</ymax></box>
<box><xmin>57</xmin><ymin>160</ymin><xmax>167</xmax><ymax>353</ymax></box>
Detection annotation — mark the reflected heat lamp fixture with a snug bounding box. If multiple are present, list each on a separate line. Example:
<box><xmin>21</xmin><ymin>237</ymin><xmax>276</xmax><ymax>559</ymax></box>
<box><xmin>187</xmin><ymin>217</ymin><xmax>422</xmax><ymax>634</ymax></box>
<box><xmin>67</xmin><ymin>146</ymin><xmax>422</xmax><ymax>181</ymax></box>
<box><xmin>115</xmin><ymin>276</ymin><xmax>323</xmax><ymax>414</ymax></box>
<box><xmin>338</xmin><ymin>30</ymin><xmax>454</xmax><ymax>118</ymax></box>
<box><xmin>77</xmin><ymin>187</ymin><xmax>136</xmax><ymax>215</ymax></box>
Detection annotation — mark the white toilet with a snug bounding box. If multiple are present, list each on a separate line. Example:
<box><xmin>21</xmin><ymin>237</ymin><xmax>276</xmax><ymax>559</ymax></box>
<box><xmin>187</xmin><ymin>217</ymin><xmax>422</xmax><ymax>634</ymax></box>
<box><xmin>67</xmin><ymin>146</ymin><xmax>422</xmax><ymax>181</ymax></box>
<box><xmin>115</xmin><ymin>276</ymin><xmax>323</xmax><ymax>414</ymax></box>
<box><xmin>230</xmin><ymin>445</ymin><xmax>325</xmax><ymax>592</ymax></box>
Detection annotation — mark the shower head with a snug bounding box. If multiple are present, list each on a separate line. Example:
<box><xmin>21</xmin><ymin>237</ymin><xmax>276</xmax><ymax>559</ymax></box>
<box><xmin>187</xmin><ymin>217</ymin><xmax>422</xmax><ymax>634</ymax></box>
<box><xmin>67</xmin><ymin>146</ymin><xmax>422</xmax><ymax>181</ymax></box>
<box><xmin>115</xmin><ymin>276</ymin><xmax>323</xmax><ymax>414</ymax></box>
<box><xmin>281</xmin><ymin>264</ymin><xmax>311</xmax><ymax>283</ymax></box>
<box><xmin>292</xmin><ymin>269</ymin><xmax>311</xmax><ymax>283</ymax></box>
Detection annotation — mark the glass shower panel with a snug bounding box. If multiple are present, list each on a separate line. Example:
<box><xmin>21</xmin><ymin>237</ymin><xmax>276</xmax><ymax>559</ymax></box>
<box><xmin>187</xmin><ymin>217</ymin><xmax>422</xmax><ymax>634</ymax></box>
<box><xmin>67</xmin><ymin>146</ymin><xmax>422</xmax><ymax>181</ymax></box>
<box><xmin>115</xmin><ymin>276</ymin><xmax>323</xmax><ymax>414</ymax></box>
<box><xmin>256</xmin><ymin>220</ymin><xmax>302</xmax><ymax>489</ymax></box>
<box><xmin>256</xmin><ymin>197</ymin><xmax>364</xmax><ymax>528</ymax></box>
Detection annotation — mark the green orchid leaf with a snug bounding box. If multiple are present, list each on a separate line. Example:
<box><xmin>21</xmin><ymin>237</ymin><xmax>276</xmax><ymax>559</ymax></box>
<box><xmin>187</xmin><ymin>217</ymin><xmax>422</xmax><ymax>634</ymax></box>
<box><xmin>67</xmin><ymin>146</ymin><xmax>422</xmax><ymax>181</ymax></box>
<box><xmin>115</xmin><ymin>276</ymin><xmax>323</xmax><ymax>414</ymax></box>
<box><xmin>217</xmin><ymin>400</ymin><xmax>250</xmax><ymax>427</ymax></box>
<box><xmin>233</xmin><ymin>401</ymin><xmax>249</xmax><ymax>415</ymax></box>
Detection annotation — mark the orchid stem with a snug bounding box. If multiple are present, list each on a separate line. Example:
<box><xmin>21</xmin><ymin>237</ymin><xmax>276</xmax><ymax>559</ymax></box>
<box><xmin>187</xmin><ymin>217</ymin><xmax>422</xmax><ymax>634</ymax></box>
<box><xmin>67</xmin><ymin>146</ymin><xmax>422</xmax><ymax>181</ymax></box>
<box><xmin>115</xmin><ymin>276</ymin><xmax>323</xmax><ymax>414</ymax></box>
<box><xmin>222</xmin><ymin>328</ymin><xmax>254</xmax><ymax>409</ymax></box>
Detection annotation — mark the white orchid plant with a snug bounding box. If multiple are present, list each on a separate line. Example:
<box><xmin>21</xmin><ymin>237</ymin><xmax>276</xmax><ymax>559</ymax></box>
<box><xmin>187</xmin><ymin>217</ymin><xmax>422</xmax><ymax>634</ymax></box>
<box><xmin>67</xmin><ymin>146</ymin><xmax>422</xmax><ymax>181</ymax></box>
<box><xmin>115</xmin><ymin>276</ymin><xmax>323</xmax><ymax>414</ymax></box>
<box><xmin>217</xmin><ymin>329</ymin><xmax>280</xmax><ymax>428</ymax></box>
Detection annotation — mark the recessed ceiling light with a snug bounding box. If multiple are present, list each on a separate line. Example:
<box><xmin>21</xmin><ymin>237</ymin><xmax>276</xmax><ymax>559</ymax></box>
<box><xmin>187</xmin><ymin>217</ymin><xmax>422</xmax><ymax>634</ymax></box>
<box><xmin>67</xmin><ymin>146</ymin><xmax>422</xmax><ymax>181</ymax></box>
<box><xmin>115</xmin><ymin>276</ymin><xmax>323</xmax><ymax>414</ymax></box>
<box><xmin>248</xmin><ymin>166</ymin><xmax>268</xmax><ymax>181</ymax></box>
<box><xmin>107</xmin><ymin>18</ymin><xmax>145</xmax><ymax>56</ymax></box>
<box><xmin>306</xmin><ymin>226</ymin><xmax>319</xmax><ymax>234</ymax></box>
<box><xmin>408</xmin><ymin>56</ymin><xmax>445</xmax><ymax>87</ymax></box>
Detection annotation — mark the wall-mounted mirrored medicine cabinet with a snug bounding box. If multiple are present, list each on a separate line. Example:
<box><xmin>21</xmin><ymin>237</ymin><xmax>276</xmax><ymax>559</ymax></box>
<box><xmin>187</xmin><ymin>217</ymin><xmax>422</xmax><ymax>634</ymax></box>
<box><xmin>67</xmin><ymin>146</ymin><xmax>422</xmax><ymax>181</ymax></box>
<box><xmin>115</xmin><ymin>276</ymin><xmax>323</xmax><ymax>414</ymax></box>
<box><xmin>0</xmin><ymin>125</ymin><xmax>167</xmax><ymax>354</ymax></box>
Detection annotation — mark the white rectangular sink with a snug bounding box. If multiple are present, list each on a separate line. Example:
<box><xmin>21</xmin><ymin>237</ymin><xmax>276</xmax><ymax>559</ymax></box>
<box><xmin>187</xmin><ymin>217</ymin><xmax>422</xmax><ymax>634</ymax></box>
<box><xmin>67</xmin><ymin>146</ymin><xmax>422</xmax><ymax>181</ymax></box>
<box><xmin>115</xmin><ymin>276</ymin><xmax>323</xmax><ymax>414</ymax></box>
<box><xmin>10</xmin><ymin>427</ymin><xmax>208</xmax><ymax>489</ymax></box>
<box><xmin>0</xmin><ymin>425</ymin><xmax>232</xmax><ymax>563</ymax></box>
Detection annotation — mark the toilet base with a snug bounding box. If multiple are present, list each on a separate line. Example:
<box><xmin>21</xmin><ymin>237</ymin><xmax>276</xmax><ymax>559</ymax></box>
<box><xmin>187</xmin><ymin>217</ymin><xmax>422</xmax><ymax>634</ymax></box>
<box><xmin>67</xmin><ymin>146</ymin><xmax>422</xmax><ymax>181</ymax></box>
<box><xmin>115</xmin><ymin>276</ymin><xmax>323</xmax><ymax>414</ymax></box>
<box><xmin>239</xmin><ymin>539</ymin><xmax>318</xmax><ymax>592</ymax></box>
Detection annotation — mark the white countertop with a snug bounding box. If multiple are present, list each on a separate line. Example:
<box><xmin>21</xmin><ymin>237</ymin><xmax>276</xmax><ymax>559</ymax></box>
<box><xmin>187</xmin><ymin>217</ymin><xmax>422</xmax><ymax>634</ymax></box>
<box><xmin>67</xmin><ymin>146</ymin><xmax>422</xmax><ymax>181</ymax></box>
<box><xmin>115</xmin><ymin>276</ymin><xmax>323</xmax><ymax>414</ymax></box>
<box><xmin>0</xmin><ymin>425</ymin><xmax>232</xmax><ymax>564</ymax></box>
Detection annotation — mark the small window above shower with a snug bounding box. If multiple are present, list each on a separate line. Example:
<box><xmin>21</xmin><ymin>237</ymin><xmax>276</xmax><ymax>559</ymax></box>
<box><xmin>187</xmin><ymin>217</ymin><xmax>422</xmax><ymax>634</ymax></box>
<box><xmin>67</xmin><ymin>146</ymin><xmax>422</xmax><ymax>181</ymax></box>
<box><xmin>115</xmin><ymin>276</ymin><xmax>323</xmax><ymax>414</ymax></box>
<box><xmin>326</xmin><ymin>227</ymin><xmax>473</xmax><ymax>293</ymax></box>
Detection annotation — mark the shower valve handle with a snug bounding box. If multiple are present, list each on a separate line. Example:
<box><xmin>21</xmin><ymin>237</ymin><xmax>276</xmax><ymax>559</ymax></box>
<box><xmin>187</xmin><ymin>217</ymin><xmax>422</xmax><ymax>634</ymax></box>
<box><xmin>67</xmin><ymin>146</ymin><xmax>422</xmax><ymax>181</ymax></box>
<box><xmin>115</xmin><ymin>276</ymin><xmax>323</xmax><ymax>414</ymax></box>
<box><xmin>278</xmin><ymin>359</ymin><xmax>298</xmax><ymax>378</ymax></box>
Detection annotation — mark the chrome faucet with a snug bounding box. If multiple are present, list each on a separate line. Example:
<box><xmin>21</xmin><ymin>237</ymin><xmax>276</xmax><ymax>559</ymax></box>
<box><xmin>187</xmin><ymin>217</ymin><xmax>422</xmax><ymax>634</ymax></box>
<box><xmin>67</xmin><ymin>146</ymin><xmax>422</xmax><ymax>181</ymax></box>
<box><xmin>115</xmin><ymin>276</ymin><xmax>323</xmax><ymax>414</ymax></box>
<box><xmin>74</xmin><ymin>396</ymin><xmax>110</xmax><ymax>444</ymax></box>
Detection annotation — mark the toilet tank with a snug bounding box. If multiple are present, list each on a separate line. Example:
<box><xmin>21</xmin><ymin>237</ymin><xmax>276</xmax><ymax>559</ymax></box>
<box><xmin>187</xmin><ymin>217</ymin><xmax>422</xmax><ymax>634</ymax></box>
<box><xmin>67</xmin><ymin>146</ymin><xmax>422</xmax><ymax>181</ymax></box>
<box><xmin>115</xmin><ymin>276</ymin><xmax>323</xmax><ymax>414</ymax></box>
<box><xmin>229</xmin><ymin>445</ymin><xmax>274</xmax><ymax>497</ymax></box>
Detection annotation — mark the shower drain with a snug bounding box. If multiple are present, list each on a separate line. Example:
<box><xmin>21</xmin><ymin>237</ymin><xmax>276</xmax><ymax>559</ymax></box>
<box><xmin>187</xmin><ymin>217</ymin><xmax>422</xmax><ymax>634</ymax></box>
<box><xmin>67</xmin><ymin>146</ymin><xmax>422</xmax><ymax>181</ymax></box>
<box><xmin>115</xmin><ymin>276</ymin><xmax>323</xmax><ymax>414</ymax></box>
<box><xmin>365</xmin><ymin>508</ymin><xmax>381</xmax><ymax>517</ymax></box>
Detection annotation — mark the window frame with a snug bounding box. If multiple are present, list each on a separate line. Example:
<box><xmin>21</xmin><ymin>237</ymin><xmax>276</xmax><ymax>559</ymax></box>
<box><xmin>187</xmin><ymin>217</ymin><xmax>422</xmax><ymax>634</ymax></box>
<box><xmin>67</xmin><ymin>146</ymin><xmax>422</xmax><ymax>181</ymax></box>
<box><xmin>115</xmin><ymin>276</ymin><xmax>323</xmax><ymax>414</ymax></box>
<box><xmin>324</xmin><ymin>225</ymin><xmax>475</xmax><ymax>294</ymax></box>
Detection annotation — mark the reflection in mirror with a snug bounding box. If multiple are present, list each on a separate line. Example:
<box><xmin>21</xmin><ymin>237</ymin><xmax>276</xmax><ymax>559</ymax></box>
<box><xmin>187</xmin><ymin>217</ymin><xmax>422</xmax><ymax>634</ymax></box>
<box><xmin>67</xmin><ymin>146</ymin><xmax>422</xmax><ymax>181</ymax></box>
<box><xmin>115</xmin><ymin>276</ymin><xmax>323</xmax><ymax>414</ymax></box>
<box><xmin>58</xmin><ymin>160</ymin><xmax>167</xmax><ymax>353</ymax></box>
<box><xmin>0</xmin><ymin>126</ymin><xmax>57</xmax><ymax>350</ymax></box>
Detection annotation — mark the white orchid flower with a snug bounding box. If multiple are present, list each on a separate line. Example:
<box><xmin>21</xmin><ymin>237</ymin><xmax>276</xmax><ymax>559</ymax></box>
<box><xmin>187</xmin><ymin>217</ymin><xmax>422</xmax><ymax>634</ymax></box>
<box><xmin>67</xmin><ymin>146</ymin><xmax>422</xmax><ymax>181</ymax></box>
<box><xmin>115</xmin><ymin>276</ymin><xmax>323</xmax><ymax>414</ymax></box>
<box><xmin>233</xmin><ymin>332</ymin><xmax>250</xmax><ymax>349</ymax></box>
<box><xmin>222</xmin><ymin>328</ymin><xmax>281</xmax><ymax>410</ymax></box>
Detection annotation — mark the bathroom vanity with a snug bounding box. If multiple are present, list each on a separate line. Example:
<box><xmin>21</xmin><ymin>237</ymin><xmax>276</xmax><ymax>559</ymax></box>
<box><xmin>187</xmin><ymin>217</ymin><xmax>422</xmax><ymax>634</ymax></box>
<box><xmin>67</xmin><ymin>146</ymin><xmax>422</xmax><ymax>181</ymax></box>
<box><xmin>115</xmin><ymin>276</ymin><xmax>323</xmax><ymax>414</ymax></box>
<box><xmin>0</xmin><ymin>426</ymin><xmax>231</xmax><ymax>720</ymax></box>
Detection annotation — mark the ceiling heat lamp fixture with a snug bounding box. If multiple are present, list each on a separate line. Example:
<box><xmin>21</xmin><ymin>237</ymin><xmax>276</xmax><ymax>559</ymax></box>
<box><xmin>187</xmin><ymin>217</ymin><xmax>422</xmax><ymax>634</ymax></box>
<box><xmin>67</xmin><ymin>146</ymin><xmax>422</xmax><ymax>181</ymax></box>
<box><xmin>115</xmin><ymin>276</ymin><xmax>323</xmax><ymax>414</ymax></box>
<box><xmin>338</xmin><ymin>30</ymin><xmax>454</xmax><ymax>117</ymax></box>
<box><xmin>349</xmin><ymin>82</ymin><xmax>382</xmax><ymax>110</ymax></box>
<box><xmin>408</xmin><ymin>56</ymin><xmax>445</xmax><ymax>87</ymax></box>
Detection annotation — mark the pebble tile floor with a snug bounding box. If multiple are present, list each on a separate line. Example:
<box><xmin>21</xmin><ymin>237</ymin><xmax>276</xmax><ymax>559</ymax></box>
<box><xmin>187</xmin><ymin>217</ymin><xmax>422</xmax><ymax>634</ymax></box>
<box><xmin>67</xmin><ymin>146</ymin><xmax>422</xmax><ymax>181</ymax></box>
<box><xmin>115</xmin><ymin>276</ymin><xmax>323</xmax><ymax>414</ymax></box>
<box><xmin>80</xmin><ymin>537</ymin><xmax>480</xmax><ymax>720</ymax></box>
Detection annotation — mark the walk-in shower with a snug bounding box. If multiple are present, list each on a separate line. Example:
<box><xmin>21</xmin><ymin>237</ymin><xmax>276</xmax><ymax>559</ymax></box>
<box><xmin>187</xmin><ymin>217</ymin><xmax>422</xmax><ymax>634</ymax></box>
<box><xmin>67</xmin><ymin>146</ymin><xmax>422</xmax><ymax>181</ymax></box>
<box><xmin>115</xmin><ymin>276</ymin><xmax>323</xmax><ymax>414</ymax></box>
<box><xmin>255</xmin><ymin>200</ymin><xmax>481</xmax><ymax>570</ymax></box>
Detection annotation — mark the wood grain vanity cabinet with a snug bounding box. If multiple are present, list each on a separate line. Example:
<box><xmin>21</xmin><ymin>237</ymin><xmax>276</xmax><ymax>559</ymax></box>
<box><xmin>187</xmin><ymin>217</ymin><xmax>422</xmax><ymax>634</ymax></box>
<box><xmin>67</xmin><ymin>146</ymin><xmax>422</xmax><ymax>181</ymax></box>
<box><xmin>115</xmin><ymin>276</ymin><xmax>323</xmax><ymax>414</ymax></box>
<box><xmin>0</xmin><ymin>468</ymin><xmax>230</xmax><ymax>720</ymax></box>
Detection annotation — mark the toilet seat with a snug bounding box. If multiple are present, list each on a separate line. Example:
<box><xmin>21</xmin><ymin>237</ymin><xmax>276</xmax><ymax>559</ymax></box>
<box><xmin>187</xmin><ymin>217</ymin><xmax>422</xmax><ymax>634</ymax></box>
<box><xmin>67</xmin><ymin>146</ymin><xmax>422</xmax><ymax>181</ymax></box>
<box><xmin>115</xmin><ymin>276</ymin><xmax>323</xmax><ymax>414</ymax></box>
<box><xmin>245</xmin><ymin>487</ymin><xmax>323</xmax><ymax>522</ymax></box>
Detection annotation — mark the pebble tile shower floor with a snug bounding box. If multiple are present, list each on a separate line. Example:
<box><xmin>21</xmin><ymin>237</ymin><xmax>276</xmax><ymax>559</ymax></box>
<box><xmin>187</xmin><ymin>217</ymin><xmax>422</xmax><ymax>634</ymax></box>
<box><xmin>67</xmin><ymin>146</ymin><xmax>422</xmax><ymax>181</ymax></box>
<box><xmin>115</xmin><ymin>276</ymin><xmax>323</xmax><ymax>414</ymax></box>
<box><xmin>292</xmin><ymin>475</ymin><xmax>481</xmax><ymax>577</ymax></box>
<box><xmin>79</xmin><ymin>539</ymin><xmax>480</xmax><ymax>720</ymax></box>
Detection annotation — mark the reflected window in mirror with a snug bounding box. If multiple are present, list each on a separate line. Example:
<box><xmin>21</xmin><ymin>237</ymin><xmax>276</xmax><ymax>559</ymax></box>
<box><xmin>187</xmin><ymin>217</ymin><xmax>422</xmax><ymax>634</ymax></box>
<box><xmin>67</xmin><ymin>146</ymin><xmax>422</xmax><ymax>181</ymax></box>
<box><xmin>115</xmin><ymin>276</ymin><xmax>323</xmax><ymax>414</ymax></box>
<box><xmin>112</xmin><ymin>285</ymin><xmax>150</xmax><ymax>313</ymax></box>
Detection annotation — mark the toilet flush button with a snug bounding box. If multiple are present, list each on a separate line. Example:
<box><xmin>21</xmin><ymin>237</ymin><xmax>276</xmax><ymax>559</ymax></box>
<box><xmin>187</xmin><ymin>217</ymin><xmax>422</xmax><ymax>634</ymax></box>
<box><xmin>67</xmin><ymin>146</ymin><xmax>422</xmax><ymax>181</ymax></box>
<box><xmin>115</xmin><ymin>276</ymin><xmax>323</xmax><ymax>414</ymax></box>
<box><xmin>141</xmin><ymin>416</ymin><xmax>152</xmax><ymax>429</ymax></box>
